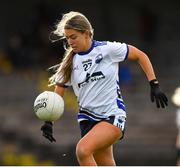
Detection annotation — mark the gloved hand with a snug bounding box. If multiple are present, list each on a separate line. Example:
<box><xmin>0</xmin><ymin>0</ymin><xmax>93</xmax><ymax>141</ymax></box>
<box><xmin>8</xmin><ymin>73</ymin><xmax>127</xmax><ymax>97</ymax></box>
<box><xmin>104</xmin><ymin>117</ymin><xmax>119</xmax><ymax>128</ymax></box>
<box><xmin>41</xmin><ymin>121</ymin><xmax>56</xmax><ymax>142</ymax></box>
<box><xmin>149</xmin><ymin>79</ymin><xmax>168</xmax><ymax>108</ymax></box>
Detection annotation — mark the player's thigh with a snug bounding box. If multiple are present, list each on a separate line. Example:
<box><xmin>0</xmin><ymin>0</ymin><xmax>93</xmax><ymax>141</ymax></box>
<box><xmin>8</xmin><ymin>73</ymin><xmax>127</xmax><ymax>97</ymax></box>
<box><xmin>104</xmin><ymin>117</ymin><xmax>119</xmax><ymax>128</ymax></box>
<box><xmin>94</xmin><ymin>145</ymin><xmax>115</xmax><ymax>166</ymax></box>
<box><xmin>77</xmin><ymin>121</ymin><xmax>122</xmax><ymax>153</ymax></box>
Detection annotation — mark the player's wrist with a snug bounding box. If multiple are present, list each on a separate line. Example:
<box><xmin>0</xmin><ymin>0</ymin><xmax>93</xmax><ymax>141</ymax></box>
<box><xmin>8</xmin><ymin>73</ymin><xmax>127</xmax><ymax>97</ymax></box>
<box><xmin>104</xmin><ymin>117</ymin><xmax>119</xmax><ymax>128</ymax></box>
<box><xmin>45</xmin><ymin>121</ymin><xmax>53</xmax><ymax>125</ymax></box>
<box><xmin>149</xmin><ymin>79</ymin><xmax>159</xmax><ymax>87</ymax></box>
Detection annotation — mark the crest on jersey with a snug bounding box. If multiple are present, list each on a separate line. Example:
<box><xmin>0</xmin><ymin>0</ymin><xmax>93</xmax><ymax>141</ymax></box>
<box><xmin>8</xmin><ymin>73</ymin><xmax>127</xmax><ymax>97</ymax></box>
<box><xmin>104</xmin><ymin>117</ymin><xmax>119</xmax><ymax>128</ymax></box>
<box><xmin>95</xmin><ymin>54</ymin><xmax>103</xmax><ymax>64</ymax></box>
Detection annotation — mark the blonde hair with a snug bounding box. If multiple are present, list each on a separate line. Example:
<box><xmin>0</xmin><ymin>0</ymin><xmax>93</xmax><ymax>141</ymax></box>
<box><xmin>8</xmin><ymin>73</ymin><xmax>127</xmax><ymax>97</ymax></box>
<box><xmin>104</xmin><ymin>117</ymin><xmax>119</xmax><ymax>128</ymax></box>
<box><xmin>49</xmin><ymin>11</ymin><xmax>94</xmax><ymax>86</ymax></box>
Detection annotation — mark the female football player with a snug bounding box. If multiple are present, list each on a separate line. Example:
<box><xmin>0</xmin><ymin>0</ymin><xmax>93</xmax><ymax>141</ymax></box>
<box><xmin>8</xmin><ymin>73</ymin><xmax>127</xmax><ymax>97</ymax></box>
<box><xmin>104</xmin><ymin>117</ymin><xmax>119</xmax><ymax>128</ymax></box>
<box><xmin>40</xmin><ymin>11</ymin><xmax>168</xmax><ymax>166</ymax></box>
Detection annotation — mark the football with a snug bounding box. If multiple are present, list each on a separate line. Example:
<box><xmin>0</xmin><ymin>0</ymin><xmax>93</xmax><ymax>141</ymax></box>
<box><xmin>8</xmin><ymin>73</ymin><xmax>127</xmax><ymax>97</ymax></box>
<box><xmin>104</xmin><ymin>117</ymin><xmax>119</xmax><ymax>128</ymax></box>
<box><xmin>33</xmin><ymin>91</ymin><xmax>64</xmax><ymax>121</ymax></box>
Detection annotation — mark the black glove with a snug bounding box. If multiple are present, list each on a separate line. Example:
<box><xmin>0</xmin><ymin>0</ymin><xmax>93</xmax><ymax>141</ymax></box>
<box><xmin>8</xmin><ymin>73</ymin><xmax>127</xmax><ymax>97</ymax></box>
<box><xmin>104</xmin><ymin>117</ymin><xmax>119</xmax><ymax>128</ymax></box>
<box><xmin>149</xmin><ymin>79</ymin><xmax>168</xmax><ymax>108</ymax></box>
<box><xmin>41</xmin><ymin>121</ymin><xmax>56</xmax><ymax>142</ymax></box>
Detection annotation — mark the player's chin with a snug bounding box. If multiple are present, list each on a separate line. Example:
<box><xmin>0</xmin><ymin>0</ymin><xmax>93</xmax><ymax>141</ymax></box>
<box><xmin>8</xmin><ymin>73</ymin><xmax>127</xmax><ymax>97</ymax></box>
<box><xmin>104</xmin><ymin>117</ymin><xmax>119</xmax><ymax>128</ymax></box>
<box><xmin>72</xmin><ymin>48</ymin><xmax>78</xmax><ymax>53</ymax></box>
<box><xmin>72</xmin><ymin>46</ymin><xmax>82</xmax><ymax>53</ymax></box>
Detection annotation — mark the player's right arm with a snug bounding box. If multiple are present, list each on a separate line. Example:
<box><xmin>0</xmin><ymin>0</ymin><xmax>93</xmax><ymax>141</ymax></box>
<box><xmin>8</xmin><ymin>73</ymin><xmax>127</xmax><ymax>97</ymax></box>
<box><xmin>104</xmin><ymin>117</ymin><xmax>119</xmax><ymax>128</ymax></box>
<box><xmin>54</xmin><ymin>85</ymin><xmax>65</xmax><ymax>97</ymax></box>
<box><xmin>41</xmin><ymin>85</ymin><xmax>65</xmax><ymax>143</ymax></box>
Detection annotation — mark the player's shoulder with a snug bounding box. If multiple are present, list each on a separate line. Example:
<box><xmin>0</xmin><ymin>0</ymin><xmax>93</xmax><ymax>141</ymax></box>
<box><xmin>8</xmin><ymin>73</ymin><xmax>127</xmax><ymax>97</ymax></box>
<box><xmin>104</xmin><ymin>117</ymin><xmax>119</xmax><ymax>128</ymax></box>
<box><xmin>93</xmin><ymin>40</ymin><xmax>108</xmax><ymax>47</ymax></box>
<box><xmin>94</xmin><ymin>40</ymin><xmax>125</xmax><ymax>48</ymax></box>
<box><xmin>93</xmin><ymin>40</ymin><xmax>119</xmax><ymax>50</ymax></box>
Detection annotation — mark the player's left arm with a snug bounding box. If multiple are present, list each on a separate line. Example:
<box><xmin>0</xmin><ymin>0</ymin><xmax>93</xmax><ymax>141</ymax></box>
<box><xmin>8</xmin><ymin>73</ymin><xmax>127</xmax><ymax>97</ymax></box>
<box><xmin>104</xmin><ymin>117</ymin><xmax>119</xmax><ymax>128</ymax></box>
<box><xmin>127</xmin><ymin>45</ymin><xmax>168</xmax><ymax>108</ymax></box>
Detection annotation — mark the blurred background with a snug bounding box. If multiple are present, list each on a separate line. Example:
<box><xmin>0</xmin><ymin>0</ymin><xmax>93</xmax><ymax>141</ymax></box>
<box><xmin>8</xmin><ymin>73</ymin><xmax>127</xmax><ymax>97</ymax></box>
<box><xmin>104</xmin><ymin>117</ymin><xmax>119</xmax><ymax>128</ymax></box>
<box><xmin>0</xmin><ymin>0</ymin><xmax>180</xmax><ymax>165</ymax></box>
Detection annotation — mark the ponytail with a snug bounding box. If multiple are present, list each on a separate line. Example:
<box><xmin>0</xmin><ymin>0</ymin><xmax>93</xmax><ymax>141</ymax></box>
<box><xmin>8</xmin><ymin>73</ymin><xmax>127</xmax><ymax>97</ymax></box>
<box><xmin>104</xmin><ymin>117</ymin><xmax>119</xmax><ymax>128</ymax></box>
<box><xmin>49</xmin><ymin>48</ymin><xmax>74</xmax><ymax>86</ymax></box>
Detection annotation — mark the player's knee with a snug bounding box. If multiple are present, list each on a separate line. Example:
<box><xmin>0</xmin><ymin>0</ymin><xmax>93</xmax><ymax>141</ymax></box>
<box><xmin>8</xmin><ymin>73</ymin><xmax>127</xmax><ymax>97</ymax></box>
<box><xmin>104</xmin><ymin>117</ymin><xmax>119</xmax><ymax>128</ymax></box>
<box><xmin>76</xmin><ymin>142</ymin><xmax>92</xmax><ymax>160</ymax></box>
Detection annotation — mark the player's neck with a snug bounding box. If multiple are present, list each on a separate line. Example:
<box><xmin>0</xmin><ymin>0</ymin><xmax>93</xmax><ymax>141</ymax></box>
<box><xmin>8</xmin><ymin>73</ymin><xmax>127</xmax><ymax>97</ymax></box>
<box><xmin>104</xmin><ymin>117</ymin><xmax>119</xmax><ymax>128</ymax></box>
<box><xmin>83</xmin><ymin>39</ymin><xmax>93</xmax><ymax>52</ymax></box>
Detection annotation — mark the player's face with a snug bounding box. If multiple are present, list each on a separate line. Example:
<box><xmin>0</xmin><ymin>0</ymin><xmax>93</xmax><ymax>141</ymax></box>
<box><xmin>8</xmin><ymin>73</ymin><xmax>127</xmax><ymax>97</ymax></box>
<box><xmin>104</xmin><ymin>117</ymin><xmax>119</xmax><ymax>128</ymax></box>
<box><xmin>64</xmin><ymin>29</ymin><xmax>90</xmax><ymax>53</ymax></box>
